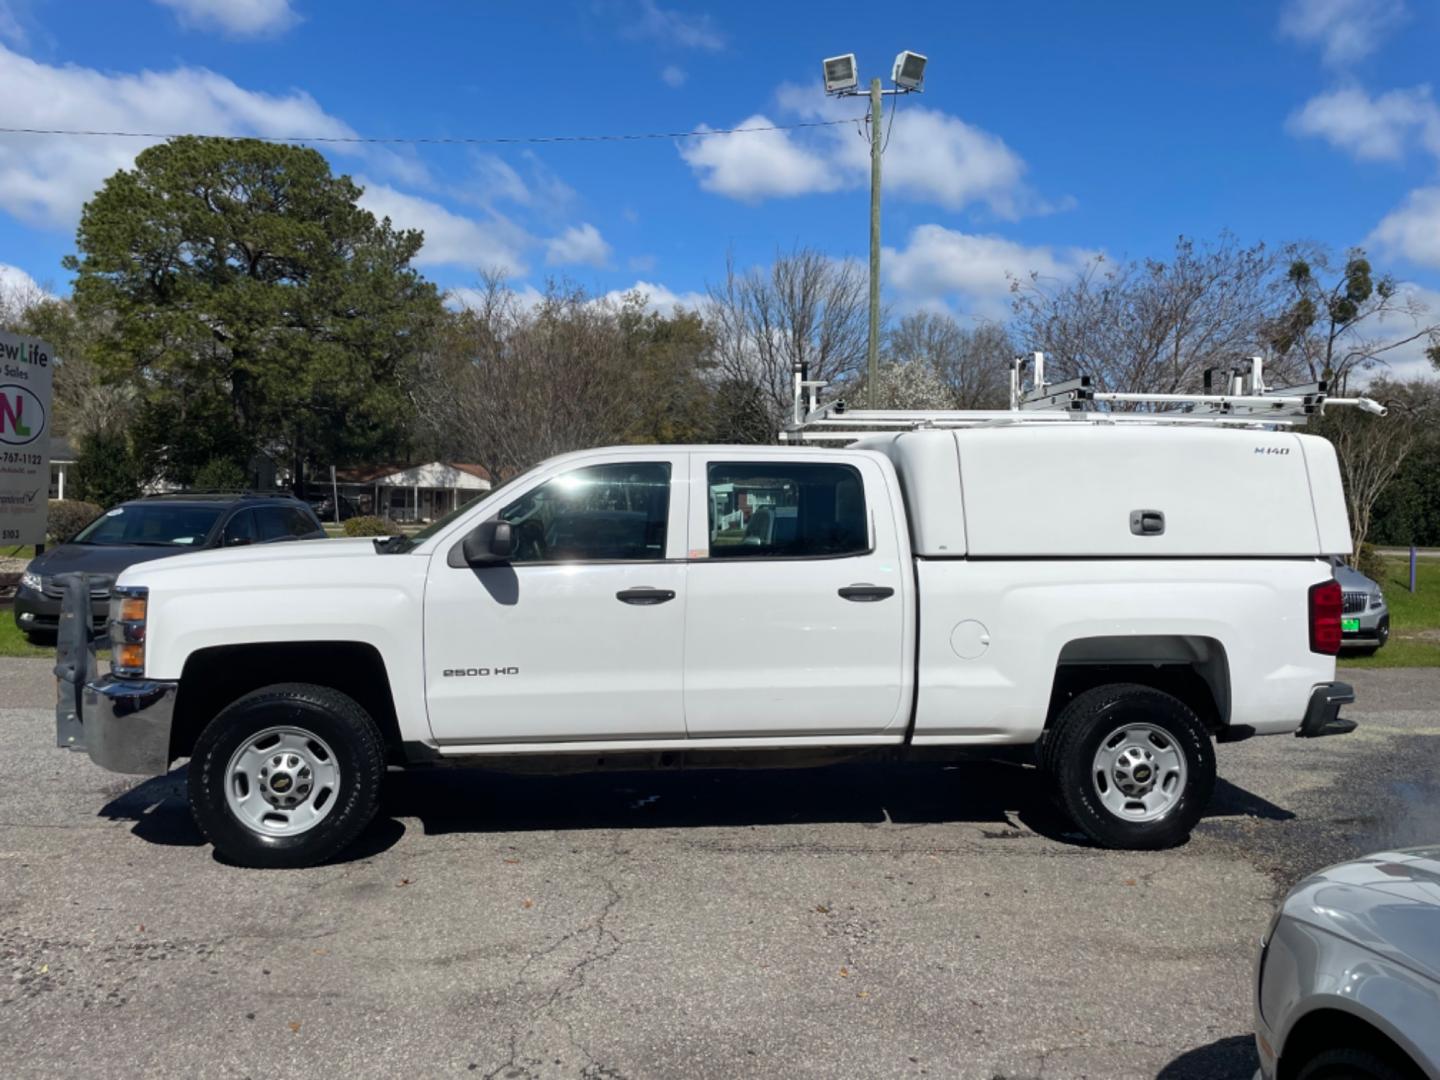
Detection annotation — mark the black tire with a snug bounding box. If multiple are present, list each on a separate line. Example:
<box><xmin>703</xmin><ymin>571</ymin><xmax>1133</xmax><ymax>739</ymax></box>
<box><xmin>1295</xmin><ymin>1046</ymin><xmax>1419</xmax><ymax>1080</ymax></box>
<box><xmin>188</xmin><ymin>682</ymin><xmax>385</xmax><ymax>869</ymax></box>
<box><xmin>1044</xmin><ymin>683</ymin><xmax>1216</xmax><ymax>850</ymax></box>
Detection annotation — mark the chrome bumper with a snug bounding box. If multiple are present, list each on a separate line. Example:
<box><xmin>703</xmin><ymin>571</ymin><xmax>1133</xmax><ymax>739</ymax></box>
<box><xmin>80</xmin><ymin>676</ymin><xmax>178</xmax><ymax>775</ymax></box>
<box><xmin>52</xmin><ymin>570</ymin><xmax>176</xmax><ymax>776</ymax></box>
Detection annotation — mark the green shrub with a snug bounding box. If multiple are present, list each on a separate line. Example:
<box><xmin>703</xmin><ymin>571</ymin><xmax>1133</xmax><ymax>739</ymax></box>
<box><xmin>342</xmin><ymin>515</ymin><xmax>390</xmax><ymax>537</ymax></box>
<box><xmin>1353</xmin><ymin>542</ymin><xmax>1386</xmax><ymax>582</ymax></box>
<box><xmin>70</xmin><ymin>430</ymin><xmax>143</xmax><ymax>508</ymax></box>
<box><xmin>48</xmin><ymin>499</ymin><xmax>104</xmax><ymax>543</ymax></box>
<box><xmin>191</xmin><ymin>457</ymin><xmax>249</xmax><ymax>492</ymax></box>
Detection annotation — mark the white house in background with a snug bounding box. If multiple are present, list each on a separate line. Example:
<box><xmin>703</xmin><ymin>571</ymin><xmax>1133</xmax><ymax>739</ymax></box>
<box><xmin>334</xmin><ymin>461</ymin><xmax>493</xmax><ymax>522</ymax></box>
<box><xmin>48</xmin><ymin>437</ymin><xmax>76</xmax><ymax>500</ymax></box>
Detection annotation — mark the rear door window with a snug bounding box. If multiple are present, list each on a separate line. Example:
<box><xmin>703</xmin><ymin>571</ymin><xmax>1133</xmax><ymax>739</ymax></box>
<box><xmin>222</xmin><ymin>510</ymin><xmax>257</xmax><ymax>546</ymax></box>
<box><xmin>706</xmin><ymin>462</ymin><xmax>868</xmax><ymax>559</ymax></box>
<box><xmin>254</xmin><ymin>507</ymin><xmax>297</xmax><ymax>542</ymax></box>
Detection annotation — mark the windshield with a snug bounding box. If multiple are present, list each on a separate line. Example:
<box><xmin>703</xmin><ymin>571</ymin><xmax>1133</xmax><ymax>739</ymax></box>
<box><xmin>72</xmin><ymin>504</ymin><xmax>223</xmax><ymax>547</ymax></box>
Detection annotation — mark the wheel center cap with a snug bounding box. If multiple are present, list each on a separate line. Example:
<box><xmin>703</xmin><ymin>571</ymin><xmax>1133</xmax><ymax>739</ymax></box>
<box><xmin>271</xmin><ymin>773</ymin><xmax>293</xmax><ymax>793</ymax></box>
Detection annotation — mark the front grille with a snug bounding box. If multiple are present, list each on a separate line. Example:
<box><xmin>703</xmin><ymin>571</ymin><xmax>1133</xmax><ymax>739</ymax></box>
<box><xmin>1342</xmin><ymin>590</ymin><xmax>1368</xmax><ymax>614</ymax></box>
<box><xmin>40</xmin><ymin>578</ymin><xmax>113</xmax><ymax>600</ymax></box>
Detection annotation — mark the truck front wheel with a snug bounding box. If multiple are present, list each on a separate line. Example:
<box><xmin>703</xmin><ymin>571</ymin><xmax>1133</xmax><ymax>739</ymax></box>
<box><xmin>1044</xmin><ymin>683</ymin><xmax>1216</xmax><ymax>850</ymax></box>
<box><xmin>188</xmin><ymin>683</ymin><xmax>386</xmax><ymax>869</ymax></box>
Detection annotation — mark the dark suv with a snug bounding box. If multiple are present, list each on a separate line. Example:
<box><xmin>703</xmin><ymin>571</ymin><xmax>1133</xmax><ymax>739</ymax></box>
<box><xmin>15</xmin><ymin>493</ymin><xmax>326</xmax><ymax>643</ymax></box>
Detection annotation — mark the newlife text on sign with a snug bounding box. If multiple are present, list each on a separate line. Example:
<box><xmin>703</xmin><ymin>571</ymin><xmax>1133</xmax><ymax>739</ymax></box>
<box><xmin>0</xmin><ymin>328</ymin><xmax>54</xmax><ymax>546</ymax></box>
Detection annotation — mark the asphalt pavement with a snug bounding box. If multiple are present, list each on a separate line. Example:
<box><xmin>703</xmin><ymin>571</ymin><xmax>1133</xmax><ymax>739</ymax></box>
<box><xmin>2</xmin><ymin>658</ymin><xmax>1437</xmax><ymax>1080</ymax></box>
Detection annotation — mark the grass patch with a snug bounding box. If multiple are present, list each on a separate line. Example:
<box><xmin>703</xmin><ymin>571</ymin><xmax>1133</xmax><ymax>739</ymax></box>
<box><xmin>2</xmin><ymin>545</ymin><xmax>36</xmax><ymax>561</ymax></box>
<box><xmin>1340</xmin><ymin>557</ymin><xmax>1440</xmax><ymax>669</ymax></box>
<box><xmin>0</xmin><ymin>616</ymin><xmax>54</xmax><ymax>658</ymax></box>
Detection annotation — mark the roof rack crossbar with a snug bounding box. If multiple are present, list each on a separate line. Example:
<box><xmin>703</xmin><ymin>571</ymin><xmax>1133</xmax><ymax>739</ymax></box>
<box><xmin>783</xmin><ymin>353</ymin><xmax>1386</xmax><ymax>442</ymax></box>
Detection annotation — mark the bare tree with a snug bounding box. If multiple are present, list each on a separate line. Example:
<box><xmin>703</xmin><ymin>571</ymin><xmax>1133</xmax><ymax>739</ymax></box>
<box><xmin>1319</xmin><ymin>377</ymin><xmax>1436</xmax><ymax>557</ymax></box>
<box><xmin>413</xmin><ymin>275</ymin><xmax>716</xmax><ymax>478</ymax></box>
<box><xmin>1266</xmin><ymin>249</ymin><xmax>1440</xmax><ymax>390</ymax></box>
<box><xmin>705</xmin><ymin>247</ymin><xmax>869</xmax><ymax>425</ymax></box>
<box><xmin>1011</xmin><ymin>235</ymin><xmax>1297</xmax><ymax>396</ymax></box>
<box><xmin>887</xmin><ymin>313</ymin><xmax>1011</xmax><ymax>408</ymax></box>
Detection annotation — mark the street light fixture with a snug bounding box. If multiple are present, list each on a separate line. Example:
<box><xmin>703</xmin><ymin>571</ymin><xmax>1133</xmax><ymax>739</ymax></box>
<box><xmin>821</xmin><ymin>49</ymin><xmax>928</xmax><ymax>408</ymax></box>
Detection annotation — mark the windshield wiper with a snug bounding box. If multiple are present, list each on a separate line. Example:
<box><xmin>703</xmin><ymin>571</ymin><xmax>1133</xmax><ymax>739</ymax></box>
<box><xmin>375</xmin><ymin>534</ymin><xmax>415</xmax><ymax>555</ymax></box>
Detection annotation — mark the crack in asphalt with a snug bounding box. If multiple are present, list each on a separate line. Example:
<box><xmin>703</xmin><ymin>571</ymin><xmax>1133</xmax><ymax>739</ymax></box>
<box><xmin>483</xmin><ymin>837</ymin><xmax>629</xmax><ymax>1080</ymax></box>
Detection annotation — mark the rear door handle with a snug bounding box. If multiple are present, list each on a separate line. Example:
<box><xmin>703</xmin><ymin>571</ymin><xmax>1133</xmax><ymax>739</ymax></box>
<box><xmin>616</xmin><ymin>587</ymin><xmax>676</xmax><ymax>605</ymax></box>
<box><xmin>838</xmin><ymin>584</ymin><xmax>894</xmax><ymax>602</ymax></box>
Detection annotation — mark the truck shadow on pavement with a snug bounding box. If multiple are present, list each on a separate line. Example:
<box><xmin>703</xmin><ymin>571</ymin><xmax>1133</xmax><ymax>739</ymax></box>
<box><xmin>96</xmin><ymin>759</ymin><xmax>1294</xmax><ymax>864</ymax></box>
<box><xmin>1155</xmin><ymin>1034</ymin><xmax>1259</xmax><ymax>1079</ymax></box>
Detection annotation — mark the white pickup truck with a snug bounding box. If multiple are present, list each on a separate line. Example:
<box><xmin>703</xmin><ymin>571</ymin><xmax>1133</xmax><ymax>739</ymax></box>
<box><xmin>55</xmin><ymin>418</ymin><xmax>1358</xmax><ymax>868</ymax></box>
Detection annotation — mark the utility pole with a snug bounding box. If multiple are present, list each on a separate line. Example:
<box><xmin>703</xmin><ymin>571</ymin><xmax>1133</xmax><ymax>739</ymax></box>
<box><xmin>867</xmin><ymin>77</ymin><xmax>882</xmax><ymax>409</ymax></box>
<box><xmin>821</xmin><ymin>51</ymin><xmax>927</xmax><ymax>410</ymax></box>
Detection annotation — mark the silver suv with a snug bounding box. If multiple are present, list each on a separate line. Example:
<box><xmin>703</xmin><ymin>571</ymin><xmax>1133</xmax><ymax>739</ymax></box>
<box><xmin>1334</xmin><ymin>561</ymin><xmax>1390</xmax><ymax>655</ymax></box>
<box><xmin>1254</xmin><ymin>847</ymin><xmax>1438</xmax><ymax>1080</ymax></box>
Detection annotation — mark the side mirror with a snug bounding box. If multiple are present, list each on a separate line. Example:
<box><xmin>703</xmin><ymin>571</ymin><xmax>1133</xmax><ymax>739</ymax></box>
<box><xmin>461</xmin><ymin>520</ymin><xmax>514</xmax><ymax>566</ymax></box>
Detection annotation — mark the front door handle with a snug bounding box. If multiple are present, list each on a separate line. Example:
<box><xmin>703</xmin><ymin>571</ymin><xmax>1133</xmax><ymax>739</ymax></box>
<box><xmin>616</xmin><ymin>587</ymin><xmax>676</xmax><ymax>605</ymax></box>
<box><xmin>838</xmin><ymin>584</ymin><xmax>894</xmax><ymax>602</ymax></box>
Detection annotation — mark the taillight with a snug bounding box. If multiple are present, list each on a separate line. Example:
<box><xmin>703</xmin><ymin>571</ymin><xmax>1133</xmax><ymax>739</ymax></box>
<box><xmin>1309</xmin><ymin>579</ymin><xmax>1342</xmax><ymax>655</ymax></box>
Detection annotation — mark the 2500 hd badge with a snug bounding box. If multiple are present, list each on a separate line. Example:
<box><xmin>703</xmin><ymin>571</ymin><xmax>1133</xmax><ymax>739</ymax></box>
<box><xmin>442</xmin><ymin>666</ymin><xmax>520</xmax><ymax>677</ymax></box>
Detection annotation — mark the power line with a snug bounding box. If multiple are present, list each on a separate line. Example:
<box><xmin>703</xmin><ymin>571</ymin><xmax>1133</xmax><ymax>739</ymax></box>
<box><xmin>0</xmin><ymin>117</ymin><xmax>857</xmax><ymax>146</ymax></box>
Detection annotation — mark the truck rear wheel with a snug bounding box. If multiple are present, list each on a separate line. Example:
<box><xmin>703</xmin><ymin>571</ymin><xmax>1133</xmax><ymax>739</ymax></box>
<box><xmin>1044</xmin><ymin>683</ymin><xmax>1216</xmax><ymax>850</ymax></box>
<box><xmin>188</xmin><ymin>683</ymin><xmax>385</xmax><ymax>869</ymax></box>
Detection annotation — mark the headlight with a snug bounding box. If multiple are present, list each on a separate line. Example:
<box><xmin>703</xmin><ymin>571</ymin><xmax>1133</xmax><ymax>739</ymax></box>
<box><xmin>1372</xmin><ymin>590</ymin><xmax>1384</xmax><ymax>608</ymax></box>
<box><xmin>20</xmin><ymin>570</ymin><xmax>42</xmax><ymax>592</ymax></box>
<box><xmin>108</xmin><ymin>586</ymin><xmax>148</xmax><ymax>677</ymax></box>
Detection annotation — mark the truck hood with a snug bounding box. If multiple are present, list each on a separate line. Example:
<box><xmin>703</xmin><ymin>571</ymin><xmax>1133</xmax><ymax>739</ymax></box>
<box><xmin>114</xmin><ymin>536</ymin><xmax>388</xmax><ymax>586</ymax></box>
<box><xmin>1282</xmin><ymin>847</ymin><xmax>1440</xmax><ymax>986</ymax></box>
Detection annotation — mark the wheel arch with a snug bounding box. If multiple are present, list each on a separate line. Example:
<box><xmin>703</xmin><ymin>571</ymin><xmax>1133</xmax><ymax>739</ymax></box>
<box><xmin>169</xmin><ymin>641</ymin><xmax>403</xmax><ymax>764</ymax></box>
<box><xmin>1046</xmin><ymin>635</ymin><xmax>1230</xmax><ymax>733</ymax></box>
<box><xmin>1277</xmin><ymin>1006</ymin><xmax>1426</xmax><ymax>1080</ymax></box>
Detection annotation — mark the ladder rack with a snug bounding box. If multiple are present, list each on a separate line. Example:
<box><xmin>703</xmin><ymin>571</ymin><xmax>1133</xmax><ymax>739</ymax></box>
<box><xmin>781</xmin><ymin>353</ymin><xmax>1386</xmax><ymax>443</ymax></box>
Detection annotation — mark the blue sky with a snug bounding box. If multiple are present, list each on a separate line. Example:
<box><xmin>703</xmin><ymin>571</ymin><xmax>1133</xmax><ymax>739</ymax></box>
<box><xmin>0</xmin><ymin>0</ymin><xmax>1437</xmax><ymax>373</ymax></box>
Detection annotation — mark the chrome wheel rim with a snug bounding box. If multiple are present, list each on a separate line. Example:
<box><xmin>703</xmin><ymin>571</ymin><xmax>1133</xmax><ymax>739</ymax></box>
<box><xmin>1091</xmin><ymin>722</ymin><xmax>1187</xmax><ymax>823</ymax></box>
<box><xmin>224</xmin><ymin>726</ymin><xmax>341</xmax><ymax>838</ymax></box>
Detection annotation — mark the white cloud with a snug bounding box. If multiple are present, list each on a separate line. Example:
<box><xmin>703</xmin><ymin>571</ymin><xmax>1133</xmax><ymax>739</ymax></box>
<box><xmin>681</xmin><ymin>83</ymin><xmax>1057</xmax><ymax>218</ymax></box>
<box><xmin>678</xmin><ymin>113</ymin><xmax>841</xmax><ymax>201</ymax></box>
<box><xmin>0</xmin><ymin>42</ymin><xmax>356</xmax><ymax>228</ymax></box>
<box><xmin>0</xmin><ymin>262</ymin><xmax>49</xmax><ymax>317</ymax></box>
<box><xmin>661</xmin><ymin>64</ymin><xmax>687</xmax><ymax>88</ymax></box>
<box><xmin>1279</xmin><ymin>0</ymin><xmax>1406</xmax><ymax>66</ymax></box>
<box><xmin>152</xmin><ymin>0</ymin><xmax>298</xmax><ymax>37</ymax></box>
<box><xmin>465</xmin><ymin>151</ymin><xmax>575</xmax><ymax>215</ymax></box>
<box><xmin>623</xmin><ymin>0</ymin><xmax>723</xmax><ymax>51</ymax></box>
<box><xmin>545</xmin><ymin>223</ymin><xmax>611</xmax><ymax>268</ymax></box>
<box><xmin>1369</xmin><ymin>186</ymin><xmax>1440</xmax><ymax>268</ymax></box>
<box><xmin>884</xmin><ymin>225</ymin><xmax>1098</xmax><ymax>320</ymax></box>
<box><xmin>445</xmin><ymin>283</ymin><xmax>546</xmax><ymax>314</ymax></box>
<box><xmin>1288</xmin><ymin>84</ymin><xmax>1440</xmax><ymax>161</ymax></box>
<box><xmin>358</xmin><ymin>180</ymin><xmax>531</xmax><ymax>275</ymax></box>
<box><xmin>1353</xmin><ymin>282</ymin><xmax>1440</xmax><ymax>382</ymax></box>
<box><xmin>599</xmin><ymin>280</ymin><xmax>707</xmax><ymax>315</ymax></box>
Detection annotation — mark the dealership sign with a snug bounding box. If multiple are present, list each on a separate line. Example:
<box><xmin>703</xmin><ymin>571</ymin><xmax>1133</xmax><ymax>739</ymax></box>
<box><xmin>0</xmin><ymin>329</ymin><xmax>54</xmax><ymax>546</ymax></box>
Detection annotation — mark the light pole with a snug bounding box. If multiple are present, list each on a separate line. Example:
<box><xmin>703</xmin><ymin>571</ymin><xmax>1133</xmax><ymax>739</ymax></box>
<box><xmin>822</xmin><ymin>50</ymin><xmax>927</xmax><ymax>408</ymax></box>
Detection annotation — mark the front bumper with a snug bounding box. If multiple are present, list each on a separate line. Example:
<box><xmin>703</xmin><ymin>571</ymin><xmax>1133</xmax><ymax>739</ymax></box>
<box><xmin>14</xmin><ymin>584</ymin><xmax>109</xmax><ymax>632</ymax></box>
<box><xmin>52</xmin><ymin>571</ymin><xmax>175</xmax><ymax>776</ymax></box>
<box><xmin>77</xmin><ymin>676</ymin><xmax>178</xmax><ymax>775</ymax></box>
